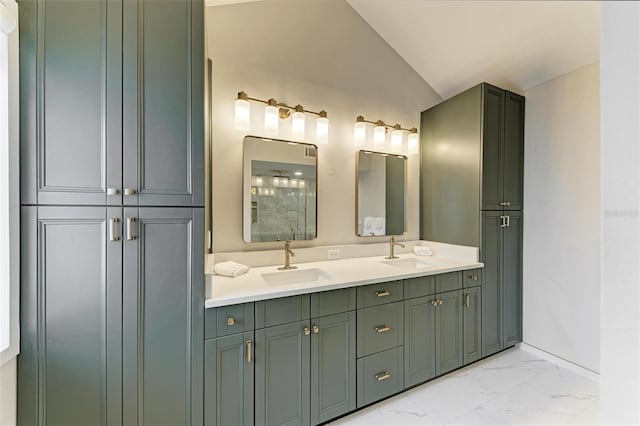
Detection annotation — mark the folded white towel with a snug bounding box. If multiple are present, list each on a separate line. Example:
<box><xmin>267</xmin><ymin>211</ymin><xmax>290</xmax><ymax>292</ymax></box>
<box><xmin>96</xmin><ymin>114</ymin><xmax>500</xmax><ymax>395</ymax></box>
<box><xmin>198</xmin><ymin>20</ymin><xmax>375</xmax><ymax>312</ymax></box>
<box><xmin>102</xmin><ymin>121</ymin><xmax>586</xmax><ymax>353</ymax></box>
<box><xmin>413</xmin><ymin>246</ymin><xmax>433</xmax><ymax>256</ymax></box>
<box><xmin>214</xmin><ymin>261</ymin><xmax>250</xmax><ymax>277</ymax></box>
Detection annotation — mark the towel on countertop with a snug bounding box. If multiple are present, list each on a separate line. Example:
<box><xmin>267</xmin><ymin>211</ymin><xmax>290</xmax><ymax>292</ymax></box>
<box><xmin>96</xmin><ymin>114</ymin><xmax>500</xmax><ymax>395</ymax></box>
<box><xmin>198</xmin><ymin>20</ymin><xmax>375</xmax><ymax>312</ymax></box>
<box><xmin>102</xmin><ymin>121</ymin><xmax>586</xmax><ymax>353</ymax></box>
<box><xmin>413</xmin><ymin>246</ymin><xmax>433</xmax><ymax>256</ymax></box>
<box><xmin>214</xmin><ymin>261</ymin><xmax>250</xmax><ymax>277</ymax></box>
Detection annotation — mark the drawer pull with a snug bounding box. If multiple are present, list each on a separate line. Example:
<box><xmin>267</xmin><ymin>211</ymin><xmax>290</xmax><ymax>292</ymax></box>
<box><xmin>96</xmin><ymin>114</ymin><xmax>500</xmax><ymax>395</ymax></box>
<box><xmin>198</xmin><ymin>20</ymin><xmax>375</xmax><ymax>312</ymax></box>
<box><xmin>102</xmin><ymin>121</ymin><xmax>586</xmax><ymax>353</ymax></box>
<box><xmin>246</xmin><ymin>340</ymin><xmax>252</xmax><ymax>363</ymax></box>
<box><xmin>431</xmin><ymin>299</ymin><xmax>438</xmax><ymax>306</ymax></box>
<box><xmin>227</xmin><ymin>317</ymin><xmax>235</xmax><ymax>326</ymax></box>
<box><xmin>500</xmin><ymin>201</ymin><xmax>511</xmax><ymax>206</ymax></box>
<box><xmin>464</xmin><ymin>295</ymin><xmax>470</xmax><ymax>308</ymax></box>
<box><xmin>438</xmin><ymin>299</ymin><xmax>443</xmax><ymax>305</ymax></box>
<box><xmin>375</xmin><ymin>371</ymin><xmax>391</xmax><ymax>382</ymax></box>
<box><xmin>468</xmin><ymin>274</ymin><xmax>478</xmax><ymax>281</ymax></box>
<box><xmin>312</xmin><ymin>325</ymin><xmax>320</xmax><ymax>334</ymax></box>
<box><xmin>375</xmin><ymin>290</ymin><xmax>390</xmax><ymax>298</ymax></box>
<box><xmin>109</xmin><ymin>218</ymin><xmax>120</xmax><ymax>242</ymax></box>
<box><xmin>303</xmin><ymin>327</ymin><xmax>310</xmax><ymax>336</ymax></box>
<box><xmin>375</xmin><ymin>325</ymin><xmax>391</xmax><ymax>333</ymax></box>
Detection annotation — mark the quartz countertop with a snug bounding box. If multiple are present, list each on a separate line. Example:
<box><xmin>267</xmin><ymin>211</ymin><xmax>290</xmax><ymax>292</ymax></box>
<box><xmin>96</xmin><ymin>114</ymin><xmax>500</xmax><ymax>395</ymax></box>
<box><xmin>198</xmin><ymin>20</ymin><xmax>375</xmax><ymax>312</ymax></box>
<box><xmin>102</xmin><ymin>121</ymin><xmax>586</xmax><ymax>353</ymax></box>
<box><xmin>205</xmin><ymin>249</ymin><xmax>483</xmax><ymax>308</ymax></box>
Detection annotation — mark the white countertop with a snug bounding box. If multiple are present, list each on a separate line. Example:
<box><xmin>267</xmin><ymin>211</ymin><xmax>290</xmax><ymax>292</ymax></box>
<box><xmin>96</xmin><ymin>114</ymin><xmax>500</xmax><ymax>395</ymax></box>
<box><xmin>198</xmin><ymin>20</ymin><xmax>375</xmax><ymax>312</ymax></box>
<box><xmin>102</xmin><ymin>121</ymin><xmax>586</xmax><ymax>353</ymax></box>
<box><xmin>205</xmin><ymin>252</ymin><xmax>483</xmax><ymax>308</ymax></box>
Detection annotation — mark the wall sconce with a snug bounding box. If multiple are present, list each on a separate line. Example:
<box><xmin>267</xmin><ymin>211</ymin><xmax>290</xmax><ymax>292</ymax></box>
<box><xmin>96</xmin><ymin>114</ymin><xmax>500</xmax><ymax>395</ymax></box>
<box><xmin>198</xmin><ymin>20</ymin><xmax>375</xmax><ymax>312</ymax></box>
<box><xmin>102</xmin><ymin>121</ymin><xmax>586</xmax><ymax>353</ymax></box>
<box><xmin>353</xmin><ymin>116</ymin><xmax>366</xmax><ymax>147</ymax></box>
<box><xmin>353</xmin><ymin>115</ymin><xmax>420</xmax><ymax>155</ymax></box>
<box><xmin>234</xmin><ymin>91</ymin><xmax>330</xmax><ymax>143</ymax></box>
<box><xmin>373</xmin><ymin>120</ymin><xmax>386</xmax><ymax>148</ymax></box>
<box><xmin>407</xmin><ymin>128</ymin><xmax>419</xmax><ymax>155</ymax></box>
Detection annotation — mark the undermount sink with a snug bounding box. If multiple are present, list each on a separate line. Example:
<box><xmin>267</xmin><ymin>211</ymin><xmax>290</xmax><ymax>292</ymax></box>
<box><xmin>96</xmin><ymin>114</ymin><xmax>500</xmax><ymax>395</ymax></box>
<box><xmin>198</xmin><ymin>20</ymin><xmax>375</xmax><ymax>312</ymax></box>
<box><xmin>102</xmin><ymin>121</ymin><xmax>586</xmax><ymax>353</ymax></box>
<box><xmin>261</xmin><ymin>268</ymin><xmax>334</xmax><ymax>286</ymax></box>
<box><xmin>381</xmin><ymin>258</ymin><xmax>438</xmax><ymax>270</ymax></box>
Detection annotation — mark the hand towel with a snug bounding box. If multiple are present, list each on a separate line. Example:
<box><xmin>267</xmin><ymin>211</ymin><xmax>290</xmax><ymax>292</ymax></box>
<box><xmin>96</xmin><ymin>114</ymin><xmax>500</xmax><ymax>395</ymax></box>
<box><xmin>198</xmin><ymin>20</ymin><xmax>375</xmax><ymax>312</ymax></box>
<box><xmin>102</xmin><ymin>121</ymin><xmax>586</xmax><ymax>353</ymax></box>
<box><xmin>413</xmin><ymin>246</ymin><xmax>433</xmax><ymax>256</ymax></box>
<box><xmin>363</xmin><ymin>216</ymin><xmax>377</xmax><ymax>236</ymax></box>
<box><xmin>214</xmin><ymin>261</ymin><xmax>250</xmax><ymax>277</ymax></box>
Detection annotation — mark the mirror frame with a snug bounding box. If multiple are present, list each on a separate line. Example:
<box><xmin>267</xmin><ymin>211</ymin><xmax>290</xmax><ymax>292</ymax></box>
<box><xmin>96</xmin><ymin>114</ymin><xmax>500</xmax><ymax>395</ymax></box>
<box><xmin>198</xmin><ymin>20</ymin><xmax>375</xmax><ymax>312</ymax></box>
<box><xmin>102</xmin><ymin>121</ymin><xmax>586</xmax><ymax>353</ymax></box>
<box><xmin>242</xmin><ymin>135</ymin><xmax>319</xmax><ymax>243</ymax></box>
<box><xmin>355</xmin><ymin>150</ymin><xmax>408</xmax><ymax>237</ymax></box>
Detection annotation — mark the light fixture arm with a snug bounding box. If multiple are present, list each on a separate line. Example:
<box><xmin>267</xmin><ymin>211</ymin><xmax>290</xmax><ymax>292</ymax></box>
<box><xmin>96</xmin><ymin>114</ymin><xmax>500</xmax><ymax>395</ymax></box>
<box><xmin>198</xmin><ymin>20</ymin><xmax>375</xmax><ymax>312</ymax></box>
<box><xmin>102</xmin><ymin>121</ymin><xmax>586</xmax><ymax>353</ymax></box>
<box><xmin>237</xmin><ymin>91</ymin><xmax>328</xmax><ymax>118</ymax></box>
<box><xmin>356</xmin><ymin>115</ymin><xmax>415</xmax><ymax>132</ymax></box>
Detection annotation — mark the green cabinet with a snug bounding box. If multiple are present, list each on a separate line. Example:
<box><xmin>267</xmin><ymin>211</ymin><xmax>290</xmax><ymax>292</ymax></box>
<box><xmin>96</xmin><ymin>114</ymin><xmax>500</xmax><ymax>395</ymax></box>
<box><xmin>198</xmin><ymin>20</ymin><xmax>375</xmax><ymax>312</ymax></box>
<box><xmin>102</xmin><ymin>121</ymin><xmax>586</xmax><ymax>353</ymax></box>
<box><xmin>502</xmin><ymin>212</ymin><xmax>523</xmax><ymax>346</ymax></box>
<box><xmin>403</xmin><ymin>296</ymin><xmax>436</xmax><ymax>387</ymax></box>
<box><xmin>463</xmin><ymin>286</ymin><xmax>482</xmax><ymax>364</ymax></box>
<box><xmin>435</xmin><ymin>290</ymin><xmax>463</xmax><ymax>376</ymax></box>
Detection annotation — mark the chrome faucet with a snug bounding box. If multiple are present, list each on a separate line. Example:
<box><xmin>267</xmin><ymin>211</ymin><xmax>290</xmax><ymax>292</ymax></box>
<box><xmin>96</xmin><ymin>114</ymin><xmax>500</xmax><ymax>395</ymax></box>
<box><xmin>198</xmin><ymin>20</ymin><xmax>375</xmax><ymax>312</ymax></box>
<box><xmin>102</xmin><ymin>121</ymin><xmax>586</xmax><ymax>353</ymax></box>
<box><xmin>385</xmin><ymin>236</ymin><xmax>405</xmax><ymax>259</ymax></box>
<box><xmin>278</xmin><ymin>240</ymin><xmax>297</xmax><ymax>270</ymax></box>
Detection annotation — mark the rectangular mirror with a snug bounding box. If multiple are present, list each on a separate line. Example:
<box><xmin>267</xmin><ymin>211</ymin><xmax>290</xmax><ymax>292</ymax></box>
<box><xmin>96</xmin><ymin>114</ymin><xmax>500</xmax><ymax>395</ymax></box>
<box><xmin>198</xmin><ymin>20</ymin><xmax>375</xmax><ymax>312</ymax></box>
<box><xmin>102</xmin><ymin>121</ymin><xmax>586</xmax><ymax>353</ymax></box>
<box><xmin>243</xmin><ymin>136</ymin><xmax>318</xmax><ymax>242</ymax></box>
<box><xmin>356</xmin><ymin>150</ymin><xmax>407</xmax><ymax>237</ymax></box>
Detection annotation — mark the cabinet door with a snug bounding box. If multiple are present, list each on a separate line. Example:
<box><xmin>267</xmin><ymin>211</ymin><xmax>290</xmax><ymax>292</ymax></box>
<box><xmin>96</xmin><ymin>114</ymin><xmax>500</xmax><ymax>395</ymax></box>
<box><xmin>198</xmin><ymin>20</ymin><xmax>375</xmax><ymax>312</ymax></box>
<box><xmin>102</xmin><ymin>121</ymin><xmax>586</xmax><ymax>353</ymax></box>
<box><xmin>481</xmin><ymin>211</ymin><xmax>503</xmax><ymax>356</ymax></box>
<box><xmin>205</xmin><ymin>333</ymin><xmax>254</xmax><ymax>426</ymax></box>
<box><xmin>463</xmin><ymin>287</ymin><xmax>482</xmax><ymax>364</ymax></box>
<box><xmin>503</xmin><ymin>92</ymin><xmax>525</xmax><ymax>211</ymax></box>
<box><xmin>19</xmin><ymin>206</ymin><xmax>122</xmax><ymax>425</ymax></box>
<box><xmin>311</xmin><ymin>312</ymin><xmax>356</xmax><ymax>425</ymax></box>
<box><xmin>255</xmin><ymin>321</ymin><xmax>311</xmax><ymax>426</ymax></box>
<box><xmin>20</xmin><ymin>0</ymin><xmax>122</xmax><ymax>206</ymax></box>
<box><xmin>123</xmin><ymin>207</ymin><xmax>204</xmax><ymax>426</ymax></box>
<box><xmin>502</xmin><ymin>212</ymin><xmax>523</xmax><ymax>347</ymax></box>
<box><xmin>435</xmin><ymin>290</ymin><xmax>463</xmax><ymax>376</ymax></box>
<box><xmin>123</xmin><ymin>0</ymin><xmax>204</xmax><ymax>207</ymax></box>
<box><xmin>481</xmin><ymin>84</ymin><xmax>505</xmax><ymax>211</ymax></box>
<box><xmin>403</xmin><ymin>296</ymin><xmax>436</xmax><ymax>387</ymax></box>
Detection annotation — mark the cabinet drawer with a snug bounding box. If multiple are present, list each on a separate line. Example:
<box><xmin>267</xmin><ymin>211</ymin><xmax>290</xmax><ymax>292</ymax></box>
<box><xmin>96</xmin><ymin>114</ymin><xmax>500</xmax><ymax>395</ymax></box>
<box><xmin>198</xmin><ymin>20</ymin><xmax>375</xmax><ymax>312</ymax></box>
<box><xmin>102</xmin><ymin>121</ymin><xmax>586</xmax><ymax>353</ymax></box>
<box><xmin>311</xmin><ymin>287</ymin><xmax>356</xmax><ymax>317</ymax></box>
<box><xmin>357</xmin><ymin>280</ymin><xmax>403</xmax><ymax>308</ymax></box>
<box><xmin>255</xmin><ymin>294</ymin><xmax>310</xmax><ymax>329</ymax></box>
<box><xmin>463</xmin><ymin>268</ymin><xmax>483</xmax><ymax>288</ymax></box>
<box><xmin>356</xmin><ymin>347</ymin><xmax>404</xmax><ymax>408</ymax></box>
<box><xmin>205</xmin><ymin>303</ymin><xmax>255</xmax><ymax>339</ymax></box>
<box><xmin>357</xmin><ymin>302</ymin><xmax>403</xmax><ymax>357</ymax></box>
<box><xmin>403</xmin><ymin>276</ymin><xmax>435</xmax><ymax>299</ymax></box>
<box><xmin>435</xmin><ymin>272</ymin><xmax>462</xmax><ymax>293</ymax></box>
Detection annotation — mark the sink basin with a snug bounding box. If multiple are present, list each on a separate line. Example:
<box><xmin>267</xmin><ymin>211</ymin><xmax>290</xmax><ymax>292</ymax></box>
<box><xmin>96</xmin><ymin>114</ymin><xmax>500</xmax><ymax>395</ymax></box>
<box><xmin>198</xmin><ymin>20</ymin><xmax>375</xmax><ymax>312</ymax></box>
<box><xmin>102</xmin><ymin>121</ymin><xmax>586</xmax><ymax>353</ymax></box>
<box><xmin>262</xmin><ymin>268</ymin><xmax>334</xmax><ymax>286</ymax></box>
<box><xmin>381</xmin><ymin>258</ymin><xmax>438</xmax><ymax>270</ymax></box>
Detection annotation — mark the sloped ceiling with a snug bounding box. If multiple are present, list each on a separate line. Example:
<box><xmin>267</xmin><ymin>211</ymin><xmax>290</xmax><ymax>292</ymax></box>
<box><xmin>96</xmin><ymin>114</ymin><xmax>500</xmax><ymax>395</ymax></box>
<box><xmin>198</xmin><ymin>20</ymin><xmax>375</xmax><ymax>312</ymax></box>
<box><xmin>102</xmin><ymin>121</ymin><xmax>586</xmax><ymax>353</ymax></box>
<box><xmin>347</xmin><ymin>0</ymin><xmax>600</xmax><ymax>98</ymax></box>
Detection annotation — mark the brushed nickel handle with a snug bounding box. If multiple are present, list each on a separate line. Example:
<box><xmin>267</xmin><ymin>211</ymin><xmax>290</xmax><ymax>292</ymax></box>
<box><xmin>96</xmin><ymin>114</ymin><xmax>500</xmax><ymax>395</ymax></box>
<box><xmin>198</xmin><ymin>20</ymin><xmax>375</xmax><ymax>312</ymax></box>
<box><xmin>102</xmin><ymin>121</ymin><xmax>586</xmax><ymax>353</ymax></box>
<box><xmin>464</xmin><ymin>294</ymin><xmax>470</xmax><ymax>308</ymax></box>
<box><xmin>438</xmin><ymin>299</ymin><xmax>443</xmax><ymax>305</ymax></box>
<box><xmin>431</xmin><ymin>299</ymin><xmax>438</xmax><ymax>306</ymax></box>
<box><xmin>227</xmin><ymin>317</ymin><xmax>235</xmax><ymax>326</ymax></box>
<box><xmin>375</xmin><ymin>371</ymin><xmax>391</xmax><ymax>382</ymax></box>
<box><xmin>375</xmin><ymin>290</ymin><xmax>390</xmax><ymax>298</ymax></box>
<box><xmin>500</xmin><ymin>201</ymin><xmax>511</xmax><ymax>206</ymax></box>
<box><xmin>506</xmin><ymin>215</ymin><xmax>510</xmax><ymax>228</ymax></box>
<box><xmin>312</xmin><ymin>325</ymin><xmax>319</xmax><ymax>334</ymax></box>
<box><xmin>468</xmin><ymin>274</ymin><xmax>478</xmax><ymax>281</ymax></box>
<box><xmin>500</xmin><ymin>216</ymin><xmax>507</xmax><ymax>228</ymax></box>
<box><xmin>375</xmin><ymin>325</ymin><xmax>391</xmax><ymax>333</ymax></box>
<box><xmin>246</xmin><ymin>340</ymin><xmax>252</xmax><ymax>363</ymax></box>
<box><xmin>303</xmin><ymin>327</ymin><xmax>310</xmax><ymax>336</ymax></box>
<box><xmin>126</xmin><ymin>217</ymin><xmax>137</xmax><ymax>241</ymax></box>
<box><xmin>124</xmin><ymin>188</ymin><xmax>136</xmax><ymax>196</ymax></box>
<box><xmin>109</xmin><ymin>218</ymin><xmax>120</xmax><ymax>242</ymax></box>
<box><xmin>107</xmin><ymin>188</ymin><xmax>119</xmax><ymax>195</ymax></box>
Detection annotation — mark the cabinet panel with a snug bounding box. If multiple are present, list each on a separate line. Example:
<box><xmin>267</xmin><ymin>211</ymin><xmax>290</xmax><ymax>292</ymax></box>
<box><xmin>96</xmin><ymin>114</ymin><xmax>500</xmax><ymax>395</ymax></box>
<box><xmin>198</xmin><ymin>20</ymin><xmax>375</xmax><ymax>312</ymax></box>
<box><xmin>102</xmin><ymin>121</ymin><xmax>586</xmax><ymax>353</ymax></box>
<box><xmin>481</xmin><ymin>84</ymin><xmax>505</xmax><ymax>211</ymax></box>
<box><xmin>310</xmin><ymin>287</ymin><xmax>356</xmax><ymax>317</ymax></box>
<box><xmin>503</xmin><ymin>92</ymin><xmax>525</xmax><ymax>211</ymax></box>
<box><xmin>502</xmin><ymin>212</ymin><xmax>523</xmax><ymax>347</ymax></box>
<box><xmin>205</xmin><ymin>303</ymin><xmax>255</xmax><ymax>339</ymax></box>
<box><xmin>435</xmin><ymin>271</ymin><xmax>462</xmax><ymax>293</ymax></box>
<box><xmin>463</xmin><ymin>287</ymin><xmax>482</xmax><ymax>364</ymax></box>
<box><xmin>123</xmin><ymin>207</ymin><xmax>204</xmax><ymax>426</ymax></box>
<box><xmin>404</xmin><ymin>275</ymin><xmax>435</xmax><ymax>299</ymax></box>
<box><xmin>481</xmin><ymin>211</ymin><xmax>502</xmax><ymax>357</ymax></box>
<box><xmin>205</xmin><ymin>333</ymin><xmax>254</xmax><ymax>426</ymax></box>
<box><xmin>255</xmin><ymin>321</ymin><xmax>311</xmax><ymax>426</ymax></box>
<box><xmin>356</xmin><ymin>347</ymin><xmax>404</xmax><ymax>408</ymax></box>
<box><xmin>311</xmin><ymin>312</ymin><xmax>356</xmax><ymax>425</ymax></box>
<box><xmin>356</xmin><ymin>280</ymin><xmax>403</xmax><ymax>308</ymax></box>
<box><xmin>123</xmin><ymin>0</ymin><xmax>204</xmax><ymax>207</ymax></box>
<box><xmin>255</xmin><ymin>294</ymin><xmax>310</xmax><ymax>329</ymax></box>
<box><xmin>357</xmin><ymin>302</ymin><xmax>403</xmax><ymax>358</ymax></box>
<box><xmin>435</xmin><ymin>290</ymin><xmax>463</xmax><ymax>376</ymax></box>
<box><xmin>463</xmin><ymin>268</ymin><xmax>483</xmax><ymax>288</ymax></box>
<box><xmin>403</xmin><ymin>296</ymin><xmax>436</xmax><ymax>387</ymax></box>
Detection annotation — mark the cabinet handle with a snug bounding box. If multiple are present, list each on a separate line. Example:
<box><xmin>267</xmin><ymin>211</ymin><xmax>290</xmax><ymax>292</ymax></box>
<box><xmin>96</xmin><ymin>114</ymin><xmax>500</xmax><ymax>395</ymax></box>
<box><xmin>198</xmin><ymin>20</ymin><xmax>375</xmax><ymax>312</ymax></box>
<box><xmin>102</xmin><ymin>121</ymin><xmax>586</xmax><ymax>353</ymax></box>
<box><xmin>126</xmin><ymin>217</ymin><xmax>137</xmax><ymax>240</ymax></box>
<box><xmin>375</xmin><ymin>371</ymin><xmax>391</xmax><ymax>382</ymax></box>
<box><xmin>375</xmin><ymin>290</ymin><xmax>390</xmax><ymax>298</ymax></box>
<box><xmin>227</xmin><ymin>317</ymin><xmax>235</xmax><ymax>326</ymax></box>
<box><xmin>124</xmin><ymin>188</ymin><xmax>137</xmax><ymax>196</ymax></box>
<box><xmin>505</xmin><ymin>215</ymin><xmax>510</xmax><ymax>228</ymax></box>
<box><xmin>431</xmin><ymin>299</ymin><xmax>438</xmax><ymax>306</ymax></box>
<box><xmin>312</xmin><ymin>325</ymin><xmax>319</xmax><ymax>334</ymax></box>
<box><xmin>109</xmin><ymin>218</ymin><xmax>120</xmax><ymax>242</ymax></box>
<box><xmin>438</xmin><ymin>299</ymin><xmax>443</xmax><ymax>305</ymax></box>
<box><xmin>303</xmin><ymin>327</ymin><xmax>310</xmax><ymax>336</ymax></box>
<box><xmin>464</xmin><ymin>294</ymin><xmax>470</xmax><ymax>308</ymax></box>
<box><xmin>375</xmin><ymin>325</ymin><xmax>391</xmax><ymax>333</ymax></box>
<box><xmin>500</xmin><ymin>201</ymin><xmax>511</xmax><ymax>206</ymax></box>
<box><xmin>500</xmin><ymin>216</ymin><xmax>507</xmax><ymax>228</ymax></box>
<box><xmin>107</xmin><ymin>188</ymin><xmax>119</xmax><ymax>195</ymax></box>
<box><xmin>468</xmin><ymin>274</ymin><xmax>478</xmax><ymax>281</ymax></box>
<box><xmin>246</xmin><ymin>340</ymin><xmax>252</xmax><ymax>363</ymax></box>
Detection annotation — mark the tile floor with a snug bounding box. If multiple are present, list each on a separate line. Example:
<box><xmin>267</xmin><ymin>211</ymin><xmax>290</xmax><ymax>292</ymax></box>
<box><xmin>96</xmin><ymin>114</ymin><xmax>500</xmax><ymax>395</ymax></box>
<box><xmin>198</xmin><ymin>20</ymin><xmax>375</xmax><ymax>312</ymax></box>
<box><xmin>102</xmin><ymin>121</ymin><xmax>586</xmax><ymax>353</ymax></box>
<box><xmin>330</xmin><ymin>347</ymin><xmax>599</xmax><ymax>425</ymax></box>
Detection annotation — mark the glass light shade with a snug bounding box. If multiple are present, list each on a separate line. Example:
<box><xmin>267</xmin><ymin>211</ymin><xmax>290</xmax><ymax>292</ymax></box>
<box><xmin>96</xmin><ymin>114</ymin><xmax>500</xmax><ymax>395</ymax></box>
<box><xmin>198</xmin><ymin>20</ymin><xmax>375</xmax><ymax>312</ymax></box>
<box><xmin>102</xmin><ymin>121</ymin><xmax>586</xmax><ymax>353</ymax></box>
<box><xmin>408</xmin><ymin>132</ymin><xmax>419</xmax><ymax>155</ymax></box>
<box><xmin>316</xmin><ymin>116</ymin><xmax>329</xmax><ymax>144</ymax></box>
<box><xmin>353</xmin><ymin>122</ymin><xmax>366</xmax><ymax>147</ymax></box>
<box><xmin>391</xmin><ymin>129</ymin><xmax>403</xmax><ymax>151</ymax></box>
<box><xmin>264</xmin><ymin>105</ymin><xmax>279</xmax><ymax>136</ymax></box>
<box><xmin>291</xmin><ymin>111</ymin><xmax>306</xmax><ymax>140</ymax></box>
<box><xmin>234</xmin><ymin>98</ymin><xmax>251</xmax><ymax>131</ymax></box>
<box><xmin>373</xmin><ymin>125</ymin><xmax>386</xmax><ymax>148</ymax></box>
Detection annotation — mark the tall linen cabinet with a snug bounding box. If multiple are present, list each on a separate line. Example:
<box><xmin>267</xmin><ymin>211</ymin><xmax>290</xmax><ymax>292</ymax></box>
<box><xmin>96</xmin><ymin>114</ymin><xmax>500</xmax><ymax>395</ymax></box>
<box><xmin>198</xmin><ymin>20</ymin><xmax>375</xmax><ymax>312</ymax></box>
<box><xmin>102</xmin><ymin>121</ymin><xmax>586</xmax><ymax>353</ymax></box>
<box><xmin>18</xmin><ymin>0</ymin><xmax>205</xmax><ymax>424</ymax></box>
<box><xmin>420</xmin><ymin>83</ymin><xmax>524</xmax><ymax>358</ymax></box>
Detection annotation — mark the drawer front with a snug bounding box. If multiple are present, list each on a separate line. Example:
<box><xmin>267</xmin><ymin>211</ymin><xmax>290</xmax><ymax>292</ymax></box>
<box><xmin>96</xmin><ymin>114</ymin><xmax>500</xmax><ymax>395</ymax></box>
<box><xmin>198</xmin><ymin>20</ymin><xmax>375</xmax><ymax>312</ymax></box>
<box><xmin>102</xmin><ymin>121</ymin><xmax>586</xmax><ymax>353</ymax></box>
<box><xmin>357</xmin><ymin>302</ymin><xmax>403</xmax><ymax>357</ymax></box>
<box><xmin>205</xmin><ymin>303</ymin><xmax>255</xmax><ymax>339</ymax></box>
<box><xmin>311</xmin><ymin>287</ymin><xmax>356</xmax><ymax>318</ymax></box>
<box><xmin>403</xmin><ymin>276</ymin><xmax>435</xmax><ymax>299</ymax></box>
<box><xmin>357</xmin><ymin>280</ymin><xmax>403</xmax><ymax>308</ymax></box>
<box><xmin>356</xmin><ymin>347</ymin><xmax>404</xmax><ymax>408</ymax></box>
<box><xmin>463</xmin><ymin>268</ymin><xmax>483</xmax><ymax>288</ymax></box>
<box><xmin>255</xmin><ymin>294</ymin><xmax>310</xmax><ymax>329</ymax></box>
<box><xmin>435</xmin><ymin>272</ymin><xmax>462</xmax><ymax>293</ymax></box>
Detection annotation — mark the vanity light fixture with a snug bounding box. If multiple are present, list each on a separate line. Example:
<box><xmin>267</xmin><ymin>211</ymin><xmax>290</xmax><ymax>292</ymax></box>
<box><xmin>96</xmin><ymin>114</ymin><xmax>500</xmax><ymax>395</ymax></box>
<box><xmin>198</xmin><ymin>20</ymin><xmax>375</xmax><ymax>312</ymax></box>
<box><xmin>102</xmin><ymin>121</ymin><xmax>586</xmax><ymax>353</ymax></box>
<box><xmin>407</xmin><ymin>128</ymin><xmax>419</xmax><ymax>155</ymax></box>
<box><xmin>354</xmin><ymin>116</ymin><xmax>420</xmax><ymax>153</ymax></box>
<box><xmin>234</xmin><ymin>91</ymin><xmax>330</xmax><ymax>143</ymax></box>
<box><xmin>373</xmin><ymin>120</ymin><xmax>386</xmax><ymax>148</ymax></box>
<box><xmin>353</xmin><ymin>116</ymin><xmax>366</xmax><ymax>147</ymax></box>
<box><xmin>391</xmin><ymin>124</ymin><xmax>403</xmax><ymax>151</ymax></box>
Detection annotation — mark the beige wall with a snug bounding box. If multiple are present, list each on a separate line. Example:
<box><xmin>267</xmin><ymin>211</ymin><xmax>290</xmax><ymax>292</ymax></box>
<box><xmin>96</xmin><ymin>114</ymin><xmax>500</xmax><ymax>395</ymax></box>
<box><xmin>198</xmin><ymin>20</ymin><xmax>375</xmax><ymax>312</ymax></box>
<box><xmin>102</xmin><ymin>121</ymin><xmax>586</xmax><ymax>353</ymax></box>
<box><xmin>522</xmin><ymin>62</ymin><xmax>600</xmax><ymax>372</ymax></box>
<box><xmin>206</xmin><ymin>0</ymin><xmax>441</xmax><ymax>254</ymax></box>
<box><xmin>0</xmin><ymin>358</ymin><xmax>17</xmax><ymax>426</ymax></box>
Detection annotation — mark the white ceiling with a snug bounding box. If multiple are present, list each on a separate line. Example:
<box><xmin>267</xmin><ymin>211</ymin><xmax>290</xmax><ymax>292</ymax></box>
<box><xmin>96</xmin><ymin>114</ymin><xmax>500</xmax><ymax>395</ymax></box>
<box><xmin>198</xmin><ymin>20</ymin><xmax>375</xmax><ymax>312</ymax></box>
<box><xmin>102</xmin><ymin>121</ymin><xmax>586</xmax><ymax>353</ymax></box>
<box><xmin>347</xmin><ymin>0</ymin><xmax>600</xmax><ymax>99</ymax></box>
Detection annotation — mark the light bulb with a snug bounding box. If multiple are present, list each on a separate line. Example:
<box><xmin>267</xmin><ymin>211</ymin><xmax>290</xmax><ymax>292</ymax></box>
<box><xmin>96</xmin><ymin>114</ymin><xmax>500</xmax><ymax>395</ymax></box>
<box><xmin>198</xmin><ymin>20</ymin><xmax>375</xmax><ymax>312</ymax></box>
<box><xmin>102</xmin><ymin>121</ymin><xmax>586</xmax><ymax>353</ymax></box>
<box><xmin>354</xmin><ymin>116</ymin><xmax>366</xmax><ymax>147</ymax></box>
<box><xmin>291</xmin><ymin>105</ymin><xmax>305</xmax><ymax>140</ymax></box>
<box><xmin>373</xmin><ymin>121</ymin><xmax>386</xmax><ymax>148</ymax></box>
<box><xmin>391</xmin><ymin>124</ymin><xmax>402</xmax><ymax>151</ymax></box>
<box><xmin>234</xmin><ymin>92</ymin><xmax>250</xmax><ymax>131</ymax></box>
<box><xmin>316</xmin><ymin>111</ymin><xmax>329</xmax><ymax>145</ymax></box>
<box><xmin>408</xmin><ymin>129</ymin><xmax>419</xmax><ymax>155</ymax></box>
<box><xmin>264</xmin><ymin>99</ymin><xmax>279</xmax><ymax>137</ymax></box>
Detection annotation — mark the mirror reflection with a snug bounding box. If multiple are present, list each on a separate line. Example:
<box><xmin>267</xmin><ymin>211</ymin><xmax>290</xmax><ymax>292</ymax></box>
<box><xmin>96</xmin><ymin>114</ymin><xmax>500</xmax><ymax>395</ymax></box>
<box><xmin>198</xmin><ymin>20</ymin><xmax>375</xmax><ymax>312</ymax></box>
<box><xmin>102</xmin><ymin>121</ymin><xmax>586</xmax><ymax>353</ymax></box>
<box><xmin>356</xmin><ymin>151</ymin><xmax>407</xmax><ymax>237</ymax></box>
<box><xmin>243</xmin><ymin>136</ymin><xmax>317</xmax><ymax>242</ymax></box>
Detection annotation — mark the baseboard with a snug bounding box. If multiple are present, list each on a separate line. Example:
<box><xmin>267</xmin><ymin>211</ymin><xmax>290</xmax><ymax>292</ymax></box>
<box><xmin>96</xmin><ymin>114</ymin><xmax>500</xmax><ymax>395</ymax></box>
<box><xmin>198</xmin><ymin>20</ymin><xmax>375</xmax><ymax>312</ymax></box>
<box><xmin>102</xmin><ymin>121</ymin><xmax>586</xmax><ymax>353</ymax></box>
<box><xmin>518</xmin><ymin>342</ymin><xmax>600</xmax><ymax>383</ymax></box>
